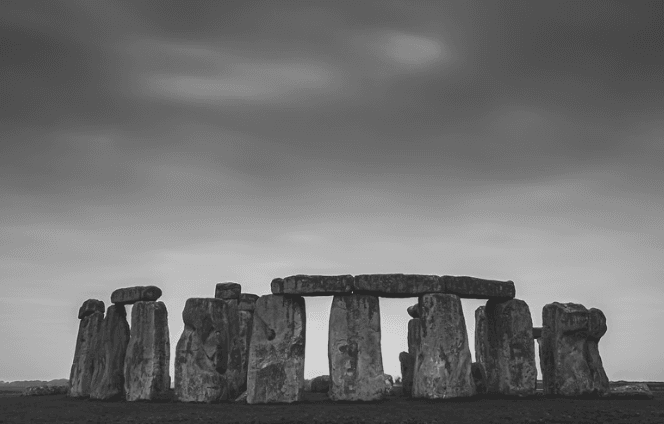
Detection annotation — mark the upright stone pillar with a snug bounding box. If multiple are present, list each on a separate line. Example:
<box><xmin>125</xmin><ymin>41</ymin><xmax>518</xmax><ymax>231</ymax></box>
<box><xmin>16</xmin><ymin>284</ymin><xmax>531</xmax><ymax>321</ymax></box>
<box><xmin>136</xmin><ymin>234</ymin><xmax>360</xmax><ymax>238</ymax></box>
<box><xmin>412</xmin><ymin>293</ymin><xmax>475</xmax><ymax>399</ymax></box>
<box><xmin>400</xmin><ymin>316</ymin><xmax>421</xmax><ymax>397</ymax></box>
<box><xmin>484</xmin><ymin>299</ymin><xmax>537</xmax><ymax>396</ymax></box>
<box><xmin>541</xmin><ymin>302</ymin><xmax>609</xmax><ymax>397</ymax></box>
<box><xmin>246</xmin><ymin>295</ymin><xmax>305</xmax><ymax>404</ymax></box>
<box><xmin>328</xmin><ymin>294</ymin><xmax>384</xmax><ymax>401</ymax></box>
<box><xmin>89</xmin><ymin>304</ymin><xmax>130</xmax><ymax>400</ymax></box>
<box><xmin>474</xmin><ymin>306</ymin><xmax>488</xmax><ymax>365</ymax></box>
<box><xmin>238</xmin><ymin>293</ymin><xmax>258</xmax><ymax>393</ymax></box>
<box><xmin>175</xmin><ymin>298</ymin><xmax>242</xmax><ymax>402</ymax></box>
<box><xmin>124</xmin><ymin>301</ymin><xmax>170</xmax><ymax>401</ymax></box>
<box><xmin>69</xmin><ymin>299</ymin><xmax>105</xmax><ymax>397</ymax></box>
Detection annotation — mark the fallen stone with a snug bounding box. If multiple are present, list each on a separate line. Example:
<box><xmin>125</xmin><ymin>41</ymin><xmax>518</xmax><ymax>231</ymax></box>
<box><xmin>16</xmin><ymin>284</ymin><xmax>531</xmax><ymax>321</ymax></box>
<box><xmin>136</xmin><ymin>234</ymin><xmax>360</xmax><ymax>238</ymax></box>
<box><xmin>239</xmin><ymin>293</ymin><xmax>259</xmax><ymax>312</ymax></box>
<box><xmin>89</xmin><ymin>304</ymin><xmax>130</xmax><ymax>401</ymax></box>
<box><xmin>328</xmin><ymin>294</ymin><xmax>385</xmax><ymax>401</ymax></box>
<box><xmin>215</xmin><ymin>282</ymin><xmax>241</xmax><ymax>300</ymax></box>
<box><xmin>237</xmin><ymin>309</ymin><xmax>254</xmax><ymax>393</ymax></box>
<box><xmin>78</xmin><ymin>299</ymin><xmax>105</xmax><ymax>319</ymax></box>
<box><xmin>399</xmin><ymin>352</ymin><xmax>414</xmax><ymax>397</ymax></box>
<box><xmin>124</xmin><ymin>301</ymin><xmax>170</xmax><ymax>401</ymax></box>
<box><xmin>412</xmin><ymin>293</ymin><xmax>475</xmax><ymax>399</ymax></box>
<box><xmin>111</xmin><ymin>286</ymin><xmax>162</xmax><ymax>305</ymax></box>
<box><xmin>234</xmin><ymin>391</ymin><xmax>248</xmax><ymax>403</ymax></box>
<box><xmin>484</xmin><ymin>299</ymin><xmax>537</xmax><ymax>396</ymax></box>
<box><xmin>407</xmin><ymin>304</ymin><xmax>419</xmax><ymax>318</ymax></box>
<box><xmin>271</xmin><ymin>275</ymin><xmax>353</xmax><ymax>296</ymax></box>
<box><xmin>22</xmin><ymin>385</ymin><xmax>69</xmax><ymax>396</ymax></box>
<box><xmin>471</xmin><ymin>362</ymin><xmax>487</xmax><ymax>395</ymax></box>
<box><xmin>541</xmin><ymin>302</ymin><xmax>609</xmax><ymax>397</ymax></box>
<box><xmin>246</xmin><ymin>294</ymin><xmax>306</xmax><ymax>404</ymax></box>
<box><xmin>442</xmin><ymin>276</ymin><xmax>515</xmax><ymax>300</ymax></box>
<box><xmin>532</xmin><ymin>327</ymin><xmax>542</xmax><ymax>339</ymax></box>
<box><xmin>69</xmin><ymin>307</ymin><xmax>104</xmax><ymax>398</ymax></box>
<box><xmin>474</xmin><ymin>306</ymin><xmax>488</xmax><ymax>366</ymax></box>
<box><xmin>310</xmin><ymin>375</ymin><xmax>330</xmax><ymax>393</ymax></box>
<box><xmin>175</xmin><ymin>298</ymin><xmax>242</xmax><ymax>403</ymax></box>
<box><xmin>610</xmin><ymin>383</ymin><xmax>654</xmax><ymax>399</ymax></box>
<box><xmin>353</xmin><ymin>274</ymin><xmax>443</xmax><ymax>298</ymax></box>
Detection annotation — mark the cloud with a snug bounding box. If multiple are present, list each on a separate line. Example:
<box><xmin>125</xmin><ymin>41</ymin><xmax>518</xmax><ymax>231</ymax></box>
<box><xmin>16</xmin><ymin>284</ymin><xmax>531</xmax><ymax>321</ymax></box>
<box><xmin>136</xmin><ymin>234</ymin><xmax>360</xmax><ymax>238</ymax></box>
<box><xmin>372</xmin><ymin>31</ymin><xmax>447</xmax><ymax>67</ymax></box>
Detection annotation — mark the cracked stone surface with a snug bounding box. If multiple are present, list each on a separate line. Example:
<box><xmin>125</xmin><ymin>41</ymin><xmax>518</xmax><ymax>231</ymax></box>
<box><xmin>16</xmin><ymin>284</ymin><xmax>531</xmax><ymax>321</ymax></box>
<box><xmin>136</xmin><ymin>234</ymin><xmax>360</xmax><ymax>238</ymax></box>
<box><xmin>89</xmin><ymin>305</ymin><xmax>130</xmax><ymax>401</ymax></box>
<box><xmin>69</xmin><ymin>305</ymin><xmax>104</xmax><ymax>398</ymax></box>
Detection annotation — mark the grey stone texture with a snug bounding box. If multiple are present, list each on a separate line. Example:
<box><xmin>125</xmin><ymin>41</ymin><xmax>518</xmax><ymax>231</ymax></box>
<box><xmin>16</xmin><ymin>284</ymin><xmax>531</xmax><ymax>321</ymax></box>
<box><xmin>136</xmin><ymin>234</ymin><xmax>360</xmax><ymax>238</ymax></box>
<box><xmin>89</xmin><ymin>305</ymin><xmax>130</xmax><ymax>401</ymax></box>
<box><xmin>328</xmin><ymin>294</ymin><xmax>385</xmax><ymax>401</ymax></box>
<box><xmin>532</xmin><ymin>327</ymin><xmax>542</xmax><ymax>339</ymax></box>
<box><xmin>124</xmin><ymin>301</ymin><xmax>170</xmax><ymax>401</ymax></box>
<box><xmin>442</xmin><ymin>276</ymin><xmax>515</xmax><ymax>300</ymax></box>
<box><xmin>175</xmin><ymin>298</ymin><xmax>243</xmax><ymax>403</ymax></box>
<box><xmin>353</xmin><ymin>274</ymin><xmax>443</xmax><ymax>298</ymax></box>
<box><xmin>238</xmin><ymin>309</ymin><xmax>254</xmax><ymax>393</ymax></box>
<box><xmin>412</xmin><ymin>293</ymin><xmax>475</xmax><ymax>399</ymax></box>
<box><xmin>310</xmin><ymin>375</ymin><xmax>331</xmax><ymax>393</ymax></box>
<box><xmin>239</xmin><ymin>293</ymin><xmax>259</xmax><ymax>312</ymax></box>
<box><xmin>610</xmin><ymin>383</ymin><xmax>654</xmax><ymax>399</ymax></box>
<box><xmin>541</xmin><ymin>302</ymin><xmax>609</xmax><ymax>397</ymax></box>
<box><xmin>407</xmin><ymin>303</ymin><xmax>419</xmax><ymax>318</ymax></box>
<box><xmin>271</xmin><ymin>275</ymin><xmax>353</xmax><ymax>296</ymax></box>
<box><xmin>471</xmin><ymin>362</ymin><xmax>487</xmax><ymax>395</ymax></box>
<box><xmin>246</xmin><ymin>294</ymin><xmax>306</xmax><ymax>404</ymax></box>
<box><xmin>111</xmin><ymin>286</ymin><xmax>162</xmax><ymax>305</ymax></box>
<box><xmin>474</xmin><ymin>306</ymin><xmax>488</xmax><ymax>366</ymax></box>
<box><xmin>215</xmin><ymin>282</ymin><xmax>241</xmax><ymax>300</ymax></box>
<box><xmin>407</xmin><ymin>318</ymin><xmax>421</xmax><ymax>356</ymax></box>
<box><xmin>399</xmin><ymin>351</ymin><xmax>415</xmax><ymax>397</ymax></box>
<box><xmin>69</xmin><ymin>308</ymin><xmax>104</xmax><ymax>397</ymax></box>
<box><xmin>484</xmin><ymin>299</ymin><xmax>537</xmax><ymax>396</ymax></box>
<box><xmin>78</xmin><ymin>299</ymin><xmax>105</xmax><ymax>320</ymax></box>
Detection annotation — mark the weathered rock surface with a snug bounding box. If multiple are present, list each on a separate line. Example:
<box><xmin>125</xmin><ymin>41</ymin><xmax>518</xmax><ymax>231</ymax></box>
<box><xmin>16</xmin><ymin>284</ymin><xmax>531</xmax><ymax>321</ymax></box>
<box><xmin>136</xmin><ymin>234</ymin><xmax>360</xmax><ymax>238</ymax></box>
<box><xmin>399</xmin><ymin>352</ymin><xmax>415</xmax><ymax>397</ymax></box>
<box><xmin>474</xmin><ymin>306</ymin><xmax>488</xmax><ymax>366</ymax></box>
<box><xmin>532</xmin><ymin>327</ymin><xmax>542</xmax><ymax>339</ymax></box>
<box><xmin>484</xmin><ymin>299</ymin><xmax>537</xmax><ymax>396</ymax></box>
<box><xmin>310</xmin><ymin>375</ymin><xmax>330</xmax><ymax>393</ymax></box>
<box><xmin>89</xmin><ymin>305</ymin><xmax>130</xmax><ymax>401</ymax></box>
<box><xmin>328</xmin><ymin>294</ymin><xmax>385</xmax><ymax>401</ymax></box>
<box><xmin>237</xmin><ymin>309</ymin><xmax>254</xmax><ymax>393</ymax></box>
<box><xmin>69</xmin><ymin>309</ymin><xmax>104</xmax><ymax>398</ymax></box>
<box><xmin>111</xmin><ymin>286</ymin><xmax>162</xmax><ymax>305</ymax></box>
<box><xmin>407</xmin><ymin>319</ymin><xmax>421</xmax><ymax>356</ymax></box>
<box><xmin>353</xmin><ymin>274</ymin><xmax>443</xmax><ymax>298</ymax></box>
<box><xmin>238</xmin><ymin>293</ymin><xmax>259</xmax><ymax>312</ymax></box>
<box><xmin>124</xmin><ymin>301</ymin><xmax>170</xmax><ymax>401</ymax></box>
<box><xmin>246</xmin><ymin>295</ymin><xmax>306</xmax><ymax>404</ymax></box>
<box><xmin>541</xmin><ymin>302</ymin><xmax>609</xmax><ymax>397</ymax></box>
<box><xmin>407</xmin><ymin>304</ymin><xmax>419</xmax><ymax>318</ymax></box>
<box><xmin>175</xmin><ymin>298</ymin><xmax>242</xmax><ymax>403</ymax></box>
<box><xmin>471</xmin><ymin>362</ymin><xmax>487</xmax><ymax>395</ymax></box>
<box><xmin>78</xmin><ymin>299</ymin><xmax>105</xmax><ymax>319</ymax></box>
<box><xmin>215</xmin><ymin>282</ymin><xmax>241</xmax><ymax>300</ymax></box>
<box><xmin>271</xmin><ymin>275</ymin><xmax>353</xmax><ymax>296</ymax></box>
<box><xmin>442</xmin><ymin>276</ymin><xmax>515</xmax><ymax>300</ymax></box>
<box><xmin>412</xmin><ymin>294</ymin><xmax>475</xmax><ymax>399</ymax></box>
<box><xmin>610</xmin><ymin>383</ymin><xmax>654</xmax><ymax>399</ymax></box>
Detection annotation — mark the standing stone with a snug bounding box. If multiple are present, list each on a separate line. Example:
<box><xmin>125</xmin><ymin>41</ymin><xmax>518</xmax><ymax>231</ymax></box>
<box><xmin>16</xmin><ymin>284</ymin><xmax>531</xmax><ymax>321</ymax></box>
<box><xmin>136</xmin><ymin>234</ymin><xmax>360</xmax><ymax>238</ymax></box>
<box><xmin>541</xmin><ymin>302</ymin><xmax>609</xmax><ymax>397</ymax></box>
<box><xmin>238</xmin><ymin>309</ymin><xmax>253</xmax><ymax>393</ymax></box>
<box><xmin>124</xmin><ymin>301</ymin><xmax>170</xmax><ymax>401</ymax></box>
<box><xmin>399</xmin><ymin>352</ymin><xmax>415</xmax><ymax>397</ymax></box>
<box><xmin>69</xmin><ymin>300</ymin><xmax>104</xmax><ymax>398</ymax></box>
<box><xmin>484</xmin><ymin>299</ymin><xmax>537</xmax><ymax>396</ymax></box>
<box><xmin>246</xmin><ymin>295</ymin><xmax>305</xmax><ymax>404</ymax></box>
<box><xmin>328</xmin><ymin>294</ymin><xmax>385</xmax><ymax>401</ymax></box>
<box><xmin>175</xmin><ymin>298</ymin><xmax>242</xmax><ymax>403</ymax></box>
<box><xmin>474</xmin><ymin>306</ymin><xmax>488</xmax><ymax>365</ymax></box>
<box><xmin>471</xmin><ymin>362</ymin><xmax>487</xmax><ymax>395</ymax></box>
<box><xmin>215</xmin><ymin>282</ymin><xmax>241</xmax><ymax>301</ymax></box>
<box><xmin>407</xmin><ymin>318</ymin><xmax>421</xmax><ymax>356</ymax></box>
<box><xmin>412</xmin><ymin>293</ymin><xmax>475</xmax><ymax>399</ymax></box>
<box><xmin>89</xmin><ymin>305</ymin><xmax>130</xmax><ymax>400</ymax></box>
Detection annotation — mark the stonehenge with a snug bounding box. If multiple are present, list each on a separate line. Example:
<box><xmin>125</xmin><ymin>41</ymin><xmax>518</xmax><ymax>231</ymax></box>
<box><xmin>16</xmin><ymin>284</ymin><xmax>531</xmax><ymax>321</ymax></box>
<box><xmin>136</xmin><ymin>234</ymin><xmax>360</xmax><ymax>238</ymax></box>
<box><xmin>69</xmin><ymin>273</ymin><xmax>612</xmax><ymax>403</ymax></box>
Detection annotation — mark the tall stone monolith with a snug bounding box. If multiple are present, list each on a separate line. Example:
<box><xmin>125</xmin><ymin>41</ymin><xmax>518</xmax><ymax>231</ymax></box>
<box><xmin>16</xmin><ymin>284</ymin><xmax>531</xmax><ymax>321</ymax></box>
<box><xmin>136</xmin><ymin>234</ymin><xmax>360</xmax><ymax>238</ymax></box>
<box><xmin>237</xmin><ymin>294</ymin><xmax>258</xmax><ymax>393</ymax></box>
<box><xmin>484</xmin><ymin>299</ymin><xmax>537</xmax><ymax>396</ymax></box>
<box><xmin>124</xmin><ymin>301</ymin><xmax>170</xmax><ymax>401</ymax></box>
<box><xmin>541</xmin><ymin>302</ymin><xmax>609</xmax><ymax>397</ymax></box>
<box><xmin>89</xmin><ymin>304</ymin><xmax>130</xmax><ymax>401</ymax></box>
<box><xmin>246</xmin><ymin>294</ymin><xmax>305</xmax><ymax>404</ymax></box>
<box><xmin>412</xmin><ymin>293</ymin><xmax>475</xmax><ymax>399</ymax></box>
<box><xmin>474</xmin><ymin>306</ymin><xmax>488</xmax><ymax>365</ymax></box>
<box><xmin>175</xmin><ymin>298</ymin><xmax>242</xmax><ymax>403</ymax></box>
<box><xmin>328</xmin><ymin>294</ymin><xmax>385</xmax><ymax>401</ymax></box>
<box><xmin>69</xmin><ymin>299</ymin><xmax>105</xmax><ymax>397</ymax></box>
<box><xmin>399</xmin><ymin>351</ymin><xmax>415</xmax><ymax>397</ymax></box>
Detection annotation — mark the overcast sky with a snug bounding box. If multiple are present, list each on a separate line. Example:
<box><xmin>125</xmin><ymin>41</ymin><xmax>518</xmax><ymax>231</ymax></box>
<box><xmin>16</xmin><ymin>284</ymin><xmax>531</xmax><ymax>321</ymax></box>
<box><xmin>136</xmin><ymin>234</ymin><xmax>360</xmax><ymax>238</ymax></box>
<box><xmin>1</xmin><ymin>1</ymin><xmax>663</xmax><ymax>383</ymax></box>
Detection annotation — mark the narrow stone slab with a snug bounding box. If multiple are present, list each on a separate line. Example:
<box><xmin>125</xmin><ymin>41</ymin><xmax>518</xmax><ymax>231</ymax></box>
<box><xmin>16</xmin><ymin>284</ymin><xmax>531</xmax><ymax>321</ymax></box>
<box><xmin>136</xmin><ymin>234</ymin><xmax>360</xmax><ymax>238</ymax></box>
<box><xmin>69</xmin><ymin>309</ymin><xmax>104</xmax><ymax>397</ymax></box>
<box><xmin>328</xmin><ymin>294</ymin><xmax>385</xmax><ymax>401</ymax></box>
<box><xmin>442</xmin><ymin>276</ymin><xmax>515</xmax><ymax>300</ymax></box>
<box><xmin>215</xmin><ymin>282</ymin><xmax>241</xmax><ymax>300</ymax></box>
<box><xmin>175</xmin><ymin>298</ymin><xmax>242</xmax><ymax>403</ymax></box>
<box><xmin>407</xmin><ymin>318</ymin><xmax>420</xmax><ymax>356</ymax></box>
<box><xmin>484</xmin><ymin>299</ymin><xmax>537</xmax><ymax>396</ymax></box>
<box><xmin>271</xmin><ymin>275</ymin><xmax>353</xmax><ymax>296</ymax></box>
<box><xmin>239</xmin><ymin>293</ymin><xmax>259</xmax><ymax>312</ymax></box>
<box><xmin>111</xmin><ymin>286</ymin><xmax>162</xmax><ymax>305</ymax></box>
<box><xmin>474</xmin><ymin>306</ymin><xmax>488</xmax><ymax>366</ymax></box>
<box><xmin>412</xmin><ymin>294</ymin><xmax>475</xmax><ymax>399</ymax></box>
<box><xmin>78</xmin><ymin>299</ymin><xmax>105</xmax><ymax>319</ymax></box>
<box><xmin>399</xmin><ymin>352</ymin><xmax>415</xmax><ymax>397</ymax></box>
<box><xmin>89</xmin><ymin>305</ymin><xmax>130</xmax><ymax>400</ymax></box>
<box><xmin>407</xmin><ymin>304</ymin><xmax>419</xmax><ymax>318</ymax></box>
<box><xmin>246</xmin><ymin>295</ymin><xmax>306</xmax><ymax>404</ymax></box>
<box><xmin>353</xmin><ymin>274</ymin><xmax>443</xmax><ymax>298</ymax></box>
<box><xmin>471</xmin><ymin>362</ymin><xmax>488</xmax><ymax>395</ymax></box>
<box><xmin>124</xmin><ymin>301</ymin><xmax>170</xmax><ymax>401</ymax></box>
<box><xmin>238</xmin><ymin>310</ymin><xmax>254</xmax><ymax>393</ymax></box>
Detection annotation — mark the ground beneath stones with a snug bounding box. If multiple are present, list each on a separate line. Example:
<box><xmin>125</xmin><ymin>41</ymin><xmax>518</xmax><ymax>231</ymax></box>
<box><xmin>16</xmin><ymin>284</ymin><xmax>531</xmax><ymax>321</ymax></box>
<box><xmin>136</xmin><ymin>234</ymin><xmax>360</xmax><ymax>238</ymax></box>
<box><xmin>1</xmin><ymin>391</ymin><xmax>662</xmax><ymax>423</ymax></box>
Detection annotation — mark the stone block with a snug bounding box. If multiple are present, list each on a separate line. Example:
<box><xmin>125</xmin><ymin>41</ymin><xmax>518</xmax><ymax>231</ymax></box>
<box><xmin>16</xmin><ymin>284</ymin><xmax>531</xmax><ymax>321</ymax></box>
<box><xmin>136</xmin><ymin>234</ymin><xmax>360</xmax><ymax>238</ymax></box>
<box><xmin>238</xmin><ymin>310</ymin><xmax>253</xmax><ymax>393</ymax></box>
<box><xmin>89</xmin><ymin>305</ymin><xmax>130</xmax><ymax>400</ymax></box>
<box><xmin>215</xmin><ymin>282</ymin><xmax>241</xmax><ymax>300</ymax></box>
<box><xmin>271</xmin><ymin>275</ymin><xmax>353</xmax><ymax>296</ymax></box>
<box><xmin>407</xmin><ymin>303</ymin><xmax>419</xmax><ymax>318</ymax></box>
<box><xmin>474</xmin><ymin>306</ymin><xmax>488</xmax><ymax>366</ymax></box>
<box><xmin>353</xmin><ymin>274</ymin><xmax>443</xmax><ymax>298</ymax></box>
<box><xmin>246</xmin><ymin>295</ymin><xmax>306</xmax><ymax>404</ymax></box>
<box><xmin>399</xmin><ymin>351</ymin><xmax>415</xmax><ymax>397</ymax></box>
<box><xmin>532</xmin><ymin>327</ymin><xmax>542</xmax><ymax>339</ymax></box>
<box><xmin>471</xmin><ymin>362</ymin><xmax>487</xmax><ymax>395</ymax></box>
<box><xmin>69</xmin><ymin>309</ymin><xmax>104</xmax><ymax>397</ymax></box>
<box><xmin>78</xmin><ymin>299</ymin><xmax>105</xmax><ymax>320</ymax></box>
<box><xmin>310</xmin><ymin>375</ymin><xmax>330</xmax><ymax>393</ymax></box>
<box><xmin>111</xmin><ymin>286</ymin><xmax>162</xmax><ymax>305</ymax></box>
<box><xmin>442</xmin><ymin>276</ymin><xmax>515</xmax><ymax>300</ymax></box>
<box><xmin>238</xmin><ymin>293</ymin><xmax>259</xmax><ymax>312</ymax></box>
<box><xmin>407</xmin><ymin>318</ymin><xmax>420</xmax><ymax>356</ymax></box>
<box><xmin>328</xmin><ymin>294</ymin><xmax>385</xmax><ymax>401</ymax></box>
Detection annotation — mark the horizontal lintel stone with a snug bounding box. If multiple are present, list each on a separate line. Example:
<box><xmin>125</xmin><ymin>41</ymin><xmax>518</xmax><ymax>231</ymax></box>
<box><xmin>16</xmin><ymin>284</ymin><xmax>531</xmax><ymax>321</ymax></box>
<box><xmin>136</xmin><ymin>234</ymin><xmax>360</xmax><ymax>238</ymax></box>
<box><xmin>111</xmin><ymin>286</ymin><xmax>162</xmax><ymax>305</ymax></box>
<box><xmin>271</xmin><ymin>275</ymin><xmax>353</xmax><ymax>296</ymax></box>
<box><xmin>353</xmin><ymin>274</ymin><xmax>443</xmax><ymax>298</ymax></box>
<box><xmin>442</xmin><ymin>276</ymin><xmax>515</xmax><ymax>300</ymax></box>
